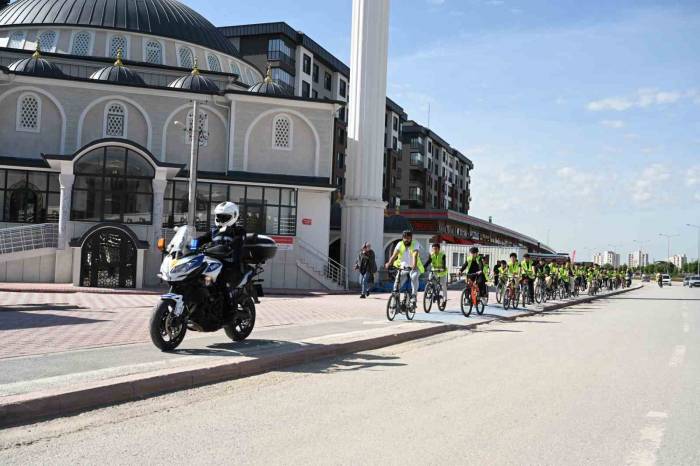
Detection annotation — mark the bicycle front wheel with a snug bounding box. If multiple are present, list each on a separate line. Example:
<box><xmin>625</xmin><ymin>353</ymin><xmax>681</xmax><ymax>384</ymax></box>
<box><xmin>423</xmin><ymin>284</ymin><xmax>433</xmax><ymax>313</ymax></box>
<box><xmin>386</xmin><ymin>294</ymin><xmax>399</xmax><ymax>321</ymax></box>
<box><xmin>406</xmin><ymin>293</ymin><xmax>416</xmax><ymax>321</ymax></box>
<box><xmin>460</xmin><ymin>288</ymin><xmax>472</xmax><ymax>317</ymax></box>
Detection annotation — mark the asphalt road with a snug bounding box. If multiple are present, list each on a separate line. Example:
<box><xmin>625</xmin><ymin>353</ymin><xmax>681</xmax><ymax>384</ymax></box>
<box><xmin>1</xmin><ymin>284</ymin><xmax>698</xmax><ymax>465</ymax></box>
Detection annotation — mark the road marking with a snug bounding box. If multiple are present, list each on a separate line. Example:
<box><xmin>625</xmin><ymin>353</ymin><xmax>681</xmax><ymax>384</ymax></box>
<box><xmin>625</xmin><ymin>411</ymin><xmax>668</xmax><ymax>466</ymax></box>
<box><xmin>668</xmin><ymin>345</ymin><xmax>686</xmax><ymax>367</ymax></box>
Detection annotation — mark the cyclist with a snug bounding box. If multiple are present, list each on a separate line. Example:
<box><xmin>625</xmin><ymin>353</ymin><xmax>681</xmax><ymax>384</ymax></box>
<box><xmin>460</xmin><ymin>247</ymin><xmax>486</xmax><ymax>297</ymax></box>
<box><xmin>385</xmin><ymin>230</ymin><xmax>424</xmax><ymax>306</ymax></box>
<box><xmin>561</xmin><ymin>260</ymin><xmax>573</xmax><ymax>295</ymax></box>
<box><xmin>423</xmin><ymin>243</ymin><xmax>448</xmax><ymax>302</ymax></box>
<box><xmin>520</xmin><ymin>253</ymin><xmax>536</xmax><ymax>302</ymax></box>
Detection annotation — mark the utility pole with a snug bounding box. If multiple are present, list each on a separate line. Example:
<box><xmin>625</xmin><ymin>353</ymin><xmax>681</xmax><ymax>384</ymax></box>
<box><xmin>658</xmin><ymin>233</ymin><xmax>679</xmax><ymax>274</ymax></box>
<box><xmin>688</xmin><ymin>224</ymin><xmax>700</xmax><ymax>276</ymax></box>
<box><xmin>187</xmin><ymin>99</ymin><xmax>199</xmax><ymax>228</ymax></box>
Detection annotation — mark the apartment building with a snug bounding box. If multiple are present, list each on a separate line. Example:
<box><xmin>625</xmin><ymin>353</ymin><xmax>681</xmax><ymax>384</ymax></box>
<box><xmin>669</xmin><ymin>254</ymin><xmax>687</xmax><ymax>270</ymax></box>
<box><xmin>628</xmin><ymin>250</ymin><xmax>650</xmax><ymax>268</ymax></box>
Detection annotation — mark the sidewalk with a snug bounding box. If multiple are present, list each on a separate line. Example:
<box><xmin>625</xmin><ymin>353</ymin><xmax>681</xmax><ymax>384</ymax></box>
<box><xmin>0</xmin><ymin>284</ymin><xmax>643</xmax><ymax>427</ymax></box>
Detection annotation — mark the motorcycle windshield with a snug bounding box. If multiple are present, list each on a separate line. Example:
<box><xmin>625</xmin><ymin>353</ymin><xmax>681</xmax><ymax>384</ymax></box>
<box><xmin>167</xmin><ymin>225</ymin><xmax>197</xmax><ymax>257</ymax></box>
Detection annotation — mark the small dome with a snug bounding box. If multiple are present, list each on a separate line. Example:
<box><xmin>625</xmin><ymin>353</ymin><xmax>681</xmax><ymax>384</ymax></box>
<box><xmin>8</xmin><ymin>47</ymin><xmax>64</xmax><ymax>78</ymax></box>
<box><xmin>248</xmin><ymin>65</ymin><xmax>289</xmax><ymax>96</ymax></box>
<box><xmin>89</xmin><ymin>51</ymin><xmax>145</xmax><ymax>85</ymax></box>
<box><xmin>168</xmin><ymin>61</ymin><xmax>219</xmax><ymax>93</ymax></box>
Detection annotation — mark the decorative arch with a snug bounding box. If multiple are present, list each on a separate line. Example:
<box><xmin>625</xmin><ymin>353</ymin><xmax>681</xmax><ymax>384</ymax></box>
<box><xmin>243</xmin><ymin>108</ymin><xmax>320</xmax><ymax>176</ymax></box>
<box><xmin>70</xmin><ymin>222</ymin><xmax>148</xmax><ymax>249</ymax></box>
<box><xmin>73</xmin><ymin>139</ymin><xmax>162</xmax><ymax>171</ymax></box>
<box><xmin>160</xmin><ymin>102</ymin><xmax>228</xmax><ymax>161</ymax></box>
<box><xmin>77</xmin><ymin>95</ymin><xmax>153</xmax><ymax>151</ymax></box>
<box><xmin>0</xmin><ymin>86</ymin><xmax>66</xmax><ymax>152</ymax></box>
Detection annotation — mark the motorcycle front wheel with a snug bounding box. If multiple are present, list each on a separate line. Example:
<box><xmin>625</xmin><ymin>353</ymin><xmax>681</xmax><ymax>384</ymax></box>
<box><xmin>224</xmin><ymin>297</ymin><xmax>256</xmax><ymax>342</ymax></box>
<box><xmin>149</xmin><ymin>300</ymin><xmax>187</xmax><ymax>351</ymax></box>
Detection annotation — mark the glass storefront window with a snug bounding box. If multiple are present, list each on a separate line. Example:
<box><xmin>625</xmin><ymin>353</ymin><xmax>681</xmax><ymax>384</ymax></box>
<box><xmin>162</xmin><ymin>181</ymin><xmax>298</xmax><ymax>236</ymax></box>
<box><xmin>71</xmin><ymin>147</ymin><xmax>154</xmax><ymax>224</ymax></box>
<box><xmin>0</xmin><ymin>169</ymin><xmax>60</xmax><ymax>224</ymax></box>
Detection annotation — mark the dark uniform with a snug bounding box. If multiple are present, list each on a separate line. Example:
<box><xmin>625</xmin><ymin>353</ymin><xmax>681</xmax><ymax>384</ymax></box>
<box><xmin>198</xmin><ymin>225</ymin><xmax>247</xmax><ymax>297</ymax></box>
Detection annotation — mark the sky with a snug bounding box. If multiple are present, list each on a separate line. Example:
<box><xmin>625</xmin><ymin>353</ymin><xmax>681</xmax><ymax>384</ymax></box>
<box><xmin>189</xmin><ymin>0</ymin><xmax>700</xmax><ymax>263</ymax></box>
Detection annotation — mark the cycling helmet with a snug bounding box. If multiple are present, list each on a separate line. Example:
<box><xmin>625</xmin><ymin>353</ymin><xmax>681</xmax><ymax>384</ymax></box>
<box><xmin>402</xmin><ymin>230</ymin><xmax>413</xmax><ymax>238</ymax></box>
<box><xmin>214</xmin><ymin>202</ymin><xmax>239</xmax><ymax>231</ymax></box>
<box><xmin>470</xmin><ymin>247</ymin><xmax>479</xmax><ymax>254</ymax></box>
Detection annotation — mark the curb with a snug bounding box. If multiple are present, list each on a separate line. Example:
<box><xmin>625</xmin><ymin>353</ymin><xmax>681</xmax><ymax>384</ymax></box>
<box><xmin>0</xmin><ymin>284</ymin><xmax>642</xmax><ymax>429</ymax></box>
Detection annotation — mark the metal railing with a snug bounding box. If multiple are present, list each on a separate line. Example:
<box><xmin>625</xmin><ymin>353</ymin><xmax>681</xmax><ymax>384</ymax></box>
<box><xmin>0</xmin><ymin>223</ymin><xmax>58</xmax><ymax>255</ymax></box>
<box><xmin>295</xmin><ymin>237</ymin><xmax>348</xmax><ymax>290</ymax></box>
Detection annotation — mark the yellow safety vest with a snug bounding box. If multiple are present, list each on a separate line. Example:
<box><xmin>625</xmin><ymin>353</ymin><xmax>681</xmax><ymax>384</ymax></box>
<box><xmin>394</xmin><ymin>241</ymin><xmax>425</xmax><ymax>273</ymax></box>
<box><xmin>430</xmin><ymin>252</ymin><xmax>447</xmax><ymax>277</ymax></box>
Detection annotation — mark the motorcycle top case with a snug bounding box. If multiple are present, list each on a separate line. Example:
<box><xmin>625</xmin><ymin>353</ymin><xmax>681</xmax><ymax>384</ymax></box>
<box><xmin>242</xmin><ymin>234</ymin><xmax>278</xmax><ymax>264</ymax></box>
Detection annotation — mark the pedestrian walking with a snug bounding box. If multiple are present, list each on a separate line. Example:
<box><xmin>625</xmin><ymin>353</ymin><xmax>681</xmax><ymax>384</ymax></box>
<box><xmin>355</xmin><ymin>242</ymin><xmax>377</xmax><ymax>298</ymax></box>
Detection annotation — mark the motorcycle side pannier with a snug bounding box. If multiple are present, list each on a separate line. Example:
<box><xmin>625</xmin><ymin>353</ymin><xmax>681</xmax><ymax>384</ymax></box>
<box><xmin>242</xmin><ymin>234</ymin><xmax>278</xmax><ymax>264</ymax></box>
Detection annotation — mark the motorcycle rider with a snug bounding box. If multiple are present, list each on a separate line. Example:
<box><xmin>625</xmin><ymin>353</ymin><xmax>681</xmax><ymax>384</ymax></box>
<box><xmin>197</xmin><ymin>202</ymin><xmax>246</xmax><ymax>305</ymax></box>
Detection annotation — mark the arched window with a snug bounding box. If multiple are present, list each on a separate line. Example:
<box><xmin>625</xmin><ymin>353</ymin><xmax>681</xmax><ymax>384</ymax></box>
<box><xmin>8</xmin><ymin>31</ymin><xmax>26</xmax><ymax>49</ymax></box>
<box><xmin>16</xmin><ymin>93</ymin><xmax>41</xmax><ymax>133</ymax></box>
<box><xmin>71</xmin><ymin>146</ymin><xmax>155</xmax><ymax>224</ymax></box>
<box><xmin>229</xmin><ymin>61</ymin><xmax>240</xmax><ymax>77</ymax></box>
<box><xmin>185</xmin><ymin>110</ymin><xmax>209</xmax><ymax>147</ymax></box>
<box><xmin>109</xmin><ymin>35</ymin><xmax>128</xmax><ymax>58</ymax></box>
<box><xmin>207</xmin><ymin>54</ymin><xmax>221</xmax><ymax>72</ymax></box>
<box><xmin>144</xmin><ymin>40</ymin><xmax>163</xmax><ymax>64</ymax></box>
<box><xmin>104</xmin><ymin>102</ymin><xmax>127</xmax><ymax>138</ymax></box>
<box><xmin>71</xmin><ymin>31</ymin><xmax>92</xmax><ymax>56</ymax></box>
<box><xmin>37</xmin><ymin>30</ymin><xmax>58</xmax><ymax>52</ymax></box>
<box><xmin>177</xmin><ymin>46</ymin><xmax>194</xmax><ymax>69</ymax></box>
<box><xmin>246</xmin><ymin>68</ymin><xmax>256</xmax><ymax>85</ymax></box>
<box><xmin>272</xmin><ymin>115</ymin><xmax>292</xmax><ymax>150</ymax></box>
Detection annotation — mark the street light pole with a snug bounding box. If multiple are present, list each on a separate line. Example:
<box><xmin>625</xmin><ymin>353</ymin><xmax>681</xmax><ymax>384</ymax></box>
<box><xmin>187</xmin><ymin>99</ymin><xmax>199</xmax><ymax>229</ymax></box>
<box><xmin>659</xmin><ymin>233</ymin><xmax>679</xmax><ymax>274</ymax></box>
<box><xmin>688</xmin><ymin>224</ymin><xmax>700</xmax><ymax>276</ymax></box>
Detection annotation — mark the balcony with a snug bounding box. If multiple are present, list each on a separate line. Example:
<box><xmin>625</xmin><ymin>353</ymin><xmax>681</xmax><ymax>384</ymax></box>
<box><xmin>410</xmin><ymin>152</ymin><xmax>424</xmax><ymax>167</ymax></box>
<box><xmin>267</xmin><ymin>50</ymin><xmax>296</xmax><ymax>68</ymax></box>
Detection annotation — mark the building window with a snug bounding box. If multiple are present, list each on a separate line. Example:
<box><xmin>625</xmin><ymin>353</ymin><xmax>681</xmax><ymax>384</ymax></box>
<box><xmin>271</xmin><ymin>67</ymin><xmax>294</xmax><ymax>88</ymax></box>
<box><xmin>177</xmin><ymin>46</ymin><xmax>194</xmax><ymax>69</ymax></box>
<box><xmin>8</xmin><ymin>31</ymin><xmax>26</xmax><ymax>49</ymax></box>
<box><xmin>144</xmin><ymin>40</ymin><xmax>163</xmax><ymax>64</ymax></box>
<box><xmin>207</xmin><ymin>54</ymin><xmax>221</xmax><ymax>72</ymax></box>
<box><xmin>16</xmin><ymin>93</ymin><xmax>41</xmax><ymax>133</ymax></box>
<box><xmin>0</xmin><ymin>170</ymin><xmax>60</xmax><ymax>223</ymax></box>
<box><xmin>337</xmin><ymin>107</ymin><xmax>345</xmax><ymax>121</ymax></box>
<box><xmin>186</xmin><ymin>111</ymin><xmax>209</xmax><ymax>147</ymax></box>
<box><xmin>109</xmin><ymin>35</ymin><xmax>128</xmax><ymax>58</ymax></box>
<box><xmin>71</xmin><ymin>147</ymin><xmax>155</xmax><ymax>224</ymax></box>
<box><xmin>392</xmin><ymin>136</ymin><xmax>398</xmax><ymax>150</ymax></box>
<box><xmin>302</xmin><ymin>54</ymin><xmax>311</xmax><ymax>74</ymax></box>
<box><xmin>428</xmin><ymin>141</ymin><xmax>433</xmax><ymax>154</ymax></box>
<box><xmin>312</xmin><ymin>64</ymin><xmax>319</xmax><ymax>83</ymax></box>
<box><xmin>301</xmin><ymin>81</ymin><xmax>310</xmax><ymax>98</ymax></box>
<box><xmin>37</xmin><ymin>30</ymin><xmax>58</xmax><ymax>52</ymax></box>
<box><xmin>410</xmin><ymin>152</ymin><xmax>423</xmax><ymax>166</ymax></box>
<box><xmin>71</xmin><ymin>31</ymin><xmax>92</xmax><ymax>56</ymax></box>
<box><xmin>104</xmin><ymin>102</ymin><xmax>127</xmax><ymax>138</ymax></box>
<box><xmin>393</xmin><ymin>116</ymin><xmax>399</xmax><ymax>131</ymax></box>
<box><xmin>267</xmin><ymin>39</ymin><xmax>293</xmax><ymax>60</ymax></box>
<box><xmin>229</xmin><ymin>61</ymin><xmax>241</xmax><ymax>76</ymax></box>
<box><xmin>337</xmin><ymin>152</ymin><xmax>345</xmax><ymax>169</ymax></box>
<box><xmin>272</xmin><ymin>115</ymin><xmax>292</xmax><ymax>150</ymax></box>
<box><xmin>163</xmin><ymin>181</ymin><xmax>297</xmax><ymax>235</ymax></box>
<box><xmin>339</xmin><ymin>79</ymin><xmax>347</xmax><ymax>98</ymax></box>
<box><xmin>246</xmin><ymin>68</ymin><xmax>256</xmax><ymax>85</ymax></box>
<box><xmin>324</xmin><ymin>72</ymin><xmax>332</xmax><ymax>91</ymax></box>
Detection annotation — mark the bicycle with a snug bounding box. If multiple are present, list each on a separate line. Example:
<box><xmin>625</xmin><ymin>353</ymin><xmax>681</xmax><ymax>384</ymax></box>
<box><xmin>534</xmin><ymin>276</ymin><xmax>546</xmax><ymax>304</ymax></box>
<box><xmin>518</xmin><ymin>277</ymin><xmax>531</xmax><ymax>308</ymax></box>
<box><xmin>423</xmin><ymin>271</ymin><xmax>447</xmax><ymax>313</ymax></box>
<box><xmin>495</xmin><ymin>276</ymin><xmax>506</xmax><ymax>304</ymax></box>
<box><xmin>502</xmin><ymin>275</ymin><xmax>519</xmax><ymax>310</ymax></box>
<box><xmin>461</xmin><ymin>272</ymin><xmax>488</xmax><ymax>317</ymax></box>
<box><xmin>386</xmin><ymin>267</ymin><xmax>417</xmax><ymax>321</ymax></box>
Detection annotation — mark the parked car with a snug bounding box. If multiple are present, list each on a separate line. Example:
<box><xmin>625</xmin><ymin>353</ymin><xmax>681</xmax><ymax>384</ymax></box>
<box><xmin>684</xmin><ymin>276</ymin><xmax>691</xmax><ymax>286</ymax></box>
<box><xmin>688</xmin><ymin>276</ymin><xmax>700</xmax><ymax>288</ymax></box>
<box><xmin>661</xmin><ymin>274</ymin><xmax>672</xmax><ymax>286</ymax></box>
<box><xmin>642</xmin><ymin>274</ymin><xmax>650</xmax><ymax>282</ymax></box>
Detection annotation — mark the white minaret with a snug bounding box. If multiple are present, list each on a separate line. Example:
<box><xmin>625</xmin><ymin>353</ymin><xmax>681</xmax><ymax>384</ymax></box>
<box><xmin>341</xmin><ymin>0</ymin><xmax>391</xmax><ymax>275</ymax></box>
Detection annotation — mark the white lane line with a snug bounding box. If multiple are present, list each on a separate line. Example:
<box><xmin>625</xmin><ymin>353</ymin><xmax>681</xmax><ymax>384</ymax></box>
<box><xmin>683</xmin><ymin>323</ymin><xmax>690</xmax><ymax>333</ymax></box>
<box><xmin>668</xmin><ymin>345</ymin><xmax>686</xmax><ymax>367</ymax></box>
<box><xmin>625</xmin><ymin>411</ymin><xmax>668</xmax><ymax>466</ymax></box>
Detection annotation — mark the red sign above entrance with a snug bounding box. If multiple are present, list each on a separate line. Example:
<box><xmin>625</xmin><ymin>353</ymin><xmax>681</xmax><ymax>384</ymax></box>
<box><xmin>302</xmin><ymin>218</ymin><xmax>313</xmax><ymax>226</ymax></box>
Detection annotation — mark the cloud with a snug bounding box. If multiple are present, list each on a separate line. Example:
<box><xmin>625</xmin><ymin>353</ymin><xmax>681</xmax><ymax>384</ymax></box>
<box><xmin>557</xmin><ymin>166</ymin><xmax>575</xmax><ymax>177</ymax></box>
<box><xmin>426</xmin><ymin>0</ymin><xmax>445</xmax><ymax>4</ymax></box>
<box><xmin>631</xmin><ymin>163</ymin><xmax>670</xmax><ymax>204</ymax></box>
<box><xmin>687</xmin><ymin>166</ymin><xmax>700</xmax><ymax>187</ymax></box>
<box><xmin>587</xmin><ymin>88</ymin><xmax>691</xmax><ymax>112</ymax></box>
<box><xmin>600</xmin><ymin>120</ymin><xmax>625</xmax><ymax>129</ymax></box>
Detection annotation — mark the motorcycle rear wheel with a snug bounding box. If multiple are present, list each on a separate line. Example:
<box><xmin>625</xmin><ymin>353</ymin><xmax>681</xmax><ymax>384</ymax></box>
<box><xmin>149</xmin><ymin>300</ymin><xmax>187</xmax><ymax>351</ymax></box>
<box><xmin>224</xmin><ymin>297</ymin><xmax>256</xmax><ymax>342</ymax></box>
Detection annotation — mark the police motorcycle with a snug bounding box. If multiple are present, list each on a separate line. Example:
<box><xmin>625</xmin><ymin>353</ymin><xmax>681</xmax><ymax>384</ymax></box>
<box><xmin>149</xmin><ymin>224</ymin><xmax>277</xmax><ymax>351</ymax></box>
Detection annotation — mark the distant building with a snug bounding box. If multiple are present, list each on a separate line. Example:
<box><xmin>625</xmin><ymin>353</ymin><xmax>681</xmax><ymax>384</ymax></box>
<box><xmin>628</xmin><ymin>250</ymin><xmax>649</xmax><ymax>268</ymax></box>
<box><xmin>594</xmin><ymin>251</ymin><xmax>620</xmax><ymax>267</ymax></box>
<box><xmin>669</xmin><ymin>254</ymin><xmax>687</xmax><ymax>270</ymax></box>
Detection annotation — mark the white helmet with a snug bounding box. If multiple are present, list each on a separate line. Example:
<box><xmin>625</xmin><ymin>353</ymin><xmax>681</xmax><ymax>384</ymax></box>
<box><xmin>214</xmin><ymin>202</ymin><xmax>239</xmax><ymax>231</ymax></box>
